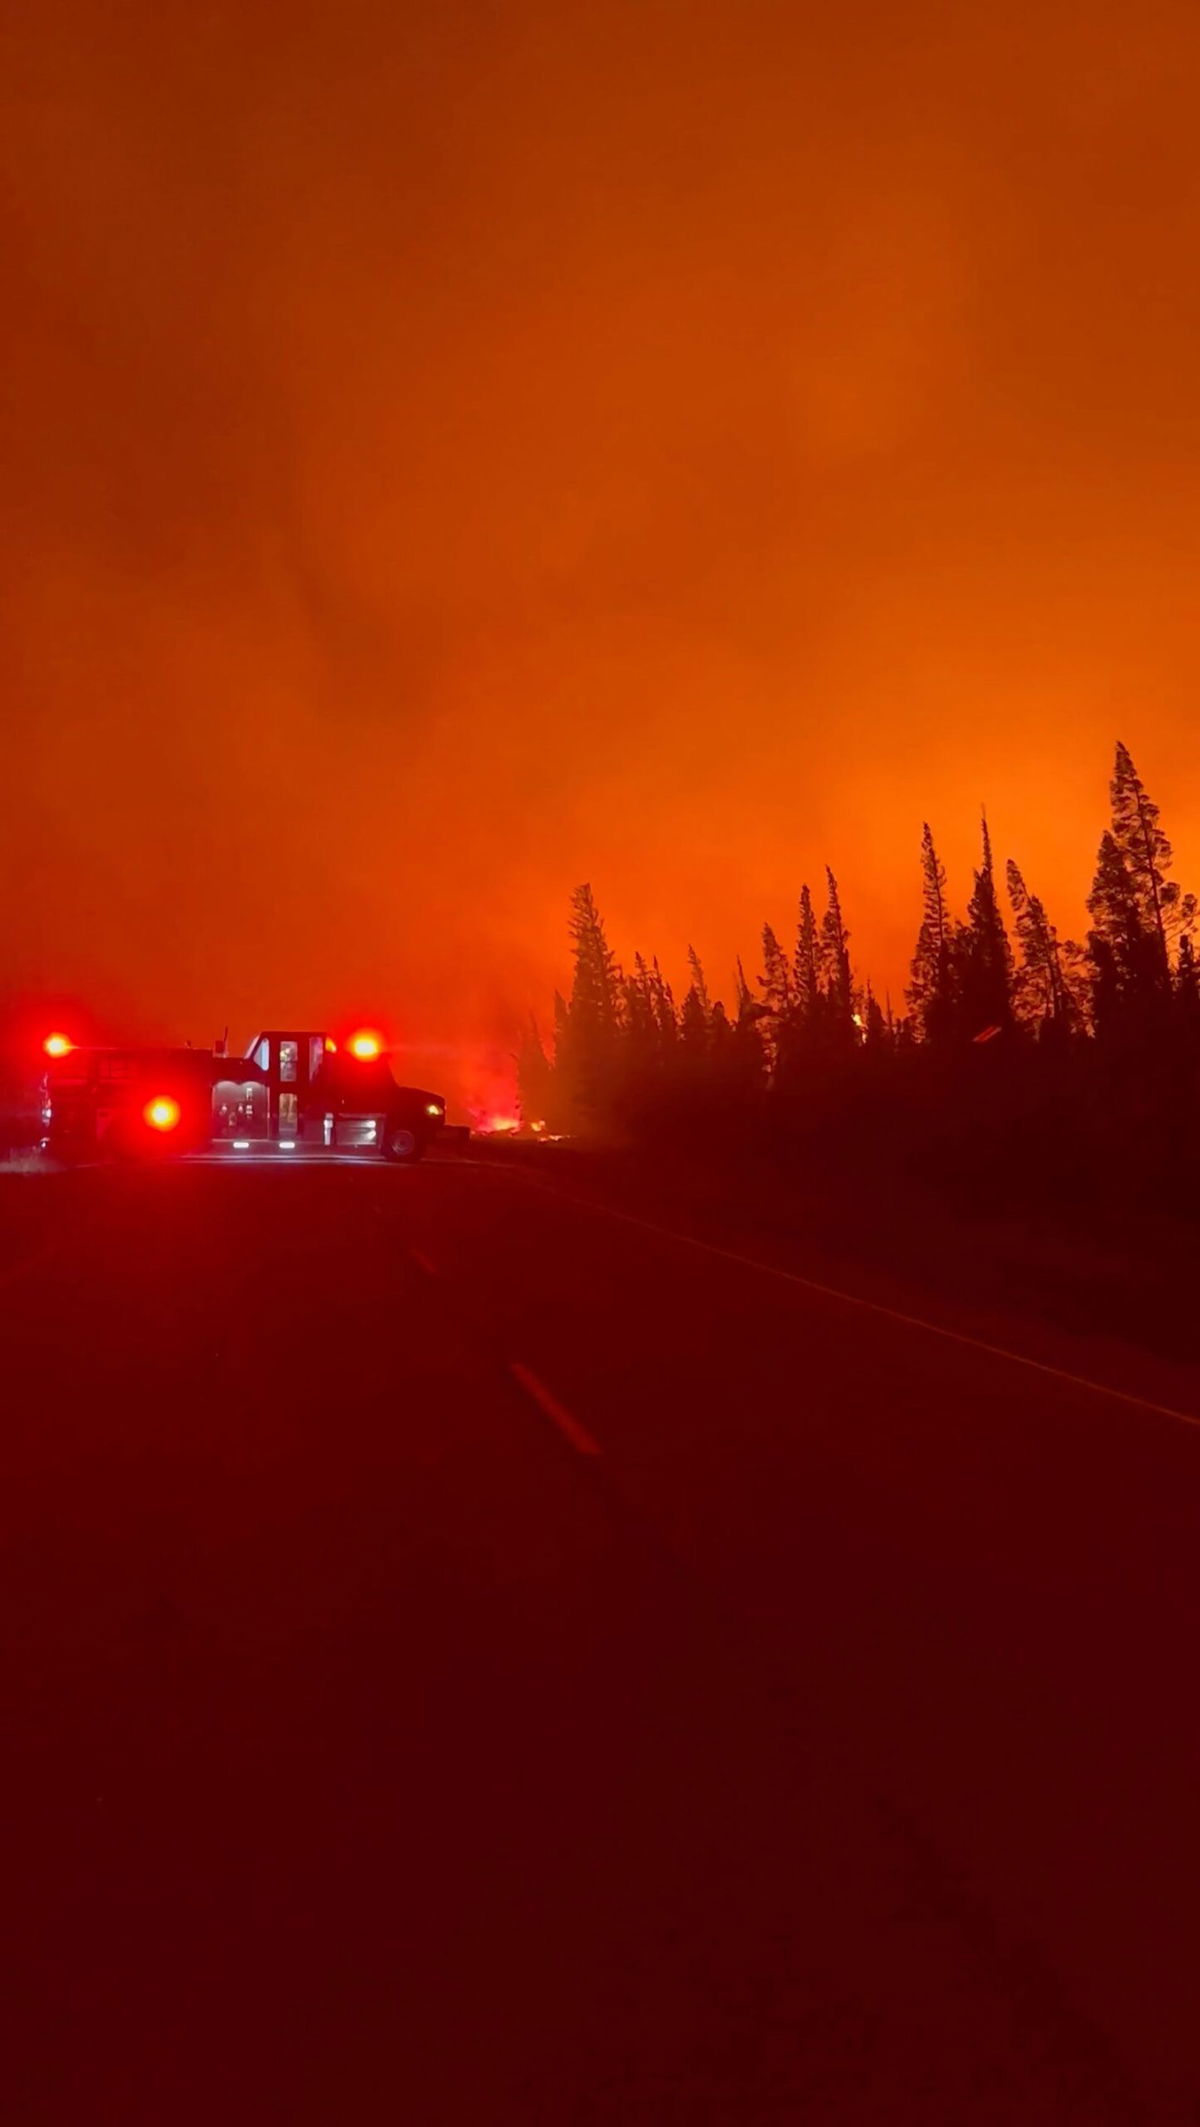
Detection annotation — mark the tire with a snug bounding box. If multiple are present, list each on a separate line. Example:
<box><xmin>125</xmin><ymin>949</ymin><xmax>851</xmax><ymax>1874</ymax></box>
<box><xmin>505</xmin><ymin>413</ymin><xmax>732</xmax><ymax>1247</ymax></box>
<box><xmin>382</xmin><ymin>1122</ymin><xmax>425</xmax><ymax>1163</ymax></box>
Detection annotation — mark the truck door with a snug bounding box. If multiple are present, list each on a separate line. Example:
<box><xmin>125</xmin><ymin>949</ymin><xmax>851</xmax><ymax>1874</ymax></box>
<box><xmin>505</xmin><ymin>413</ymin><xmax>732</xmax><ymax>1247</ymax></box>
<box><xmin>248</xmin><ymin>1032</ymin><xmax>327</xmax><ymax>1141</ymax></box>
<box><xmin>276</xmin><ymin>1037</ymin><xmax>300</xmax><ymax>1140</ymax></box>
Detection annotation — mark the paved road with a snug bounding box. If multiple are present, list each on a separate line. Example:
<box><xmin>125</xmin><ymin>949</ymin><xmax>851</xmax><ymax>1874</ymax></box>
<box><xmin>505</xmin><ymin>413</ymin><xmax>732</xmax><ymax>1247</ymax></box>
<box><xmin>3</xmin><ymin>1155</ymin><xmax>1199</xmax><ymax>2123</ymax></box>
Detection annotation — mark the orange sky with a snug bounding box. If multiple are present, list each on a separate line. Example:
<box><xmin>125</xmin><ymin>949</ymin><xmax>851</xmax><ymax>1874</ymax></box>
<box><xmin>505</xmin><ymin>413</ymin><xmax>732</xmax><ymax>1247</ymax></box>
<box><xmin>3</xmin><ymin>0</ymin><xmax>1199</xmax><ymax>1116</ymax></box>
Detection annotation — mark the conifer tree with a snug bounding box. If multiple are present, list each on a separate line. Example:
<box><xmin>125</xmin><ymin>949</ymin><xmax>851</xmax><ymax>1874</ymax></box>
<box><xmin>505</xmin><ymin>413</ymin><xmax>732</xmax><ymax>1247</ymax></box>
<box><xmin>862</xmin><ymin>983</ymin><xmax>889</xmax><ymax>1050</ymax></box>
<box><xmin>908</xmin><ymin>823</ymin><xmax>959</xmax><ymax>1044</ymax></box>
<box><xmin>820</xmin><ymin>866</ymin><xmax>854</xmax><ymax>1041</ymax></box>
<box><xmin>1007</xmin><ymin>860</ymin><xmax>1060</xmax><ymax>1024</ymax></box>
<box><xmin>1109</xmin><ymin>742</ymin><xmax>1185</xmax><ymax>981</ymax></box>
<box><xmin>679</xmin><ymin>984</ymin><xmax>709</xmax><ymax>1055</ymax></box>
<box><xmin>961</xmin><ymin>816</ymin><xmax>1014</xmax><ymax>1036</ymax></box>
<box><xmin>794</xmin><ymin>885</ymin><xmax>821</xmax><ymax>1032</ymax></box>
<box><xmin>1006</xmin><ymin>859</ymin><xmax>1079</xmax><ymax>1031</ymax></box>
<box><xmin>515</xmin><ymin>1015</ymin><xmax>555</xmax><ymax>1127</ymax></box>
<box><xmin>551</xmin><ymin>990</ymin><xmax>576</xmax><ymax>1119</ymax></box>
<box><xmin>734</xmin><ymin>956</ymin><xmax>764</xmax><ymax>1024</ymax></box>
<box><xmin>564</xmin><ymin>883</ymin><xmax>623</xmax><ymax>1118</ymax></box>
<box><xmin>648</xmin><ymin>957</ymin><xmax>678</xmax><ymax>1050</ymax></box>
<box><xmin>758</xmin><ymin>925</ymin><xmax>792</xmax><ymax>1020</ymax></box>
<box><xmin>622</xmin><ymin>956</ymin><xmax>659</xmax><ymax>1066</ymax></box>
<box><xmin>758</xmin><ymin>922</ymin><xmax>794</xmax><ymax>1083</ymax></box>
<box><xmin>1086</xmin><ymin>829</ymin><xmax>1162</xmax><ymax>1035</ymax></box>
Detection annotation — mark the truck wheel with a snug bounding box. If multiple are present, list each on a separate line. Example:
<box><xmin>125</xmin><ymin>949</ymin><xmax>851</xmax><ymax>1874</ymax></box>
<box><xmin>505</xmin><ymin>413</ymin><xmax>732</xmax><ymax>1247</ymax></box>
<box><xmin>382</xmin><ymin>1123</ymin><xmax>424</xmax><ymax>1163</ymax></box>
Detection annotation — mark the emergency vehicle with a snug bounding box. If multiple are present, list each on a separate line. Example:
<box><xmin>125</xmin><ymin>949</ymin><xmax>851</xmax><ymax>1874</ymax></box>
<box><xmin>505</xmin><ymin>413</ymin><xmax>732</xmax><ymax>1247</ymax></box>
<box><xmin>40</xmin><ymin>1028</ymin><xmax>447</xmax><ymax>1163</ymax></box>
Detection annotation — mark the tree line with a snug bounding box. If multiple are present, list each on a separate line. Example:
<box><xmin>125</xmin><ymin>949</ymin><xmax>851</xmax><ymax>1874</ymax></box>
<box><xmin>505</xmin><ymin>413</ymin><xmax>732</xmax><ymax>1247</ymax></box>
<box><xmin>517</xmin><ymin>743</ymin><xmax>1200</xmax><ymax>1207</ymax></box>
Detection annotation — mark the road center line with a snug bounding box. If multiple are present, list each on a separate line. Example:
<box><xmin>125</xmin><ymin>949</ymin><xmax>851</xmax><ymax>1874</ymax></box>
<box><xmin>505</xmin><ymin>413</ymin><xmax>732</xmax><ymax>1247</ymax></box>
<box><xmin>509</xmin><ymin>1362</ymin><xmax>603</xmax><ymax>1457</ymax></box>
<box><xmin>499</xmin><ymin>1169</ymin><xmax>1200</xmax><ymax>1435</ymax></box>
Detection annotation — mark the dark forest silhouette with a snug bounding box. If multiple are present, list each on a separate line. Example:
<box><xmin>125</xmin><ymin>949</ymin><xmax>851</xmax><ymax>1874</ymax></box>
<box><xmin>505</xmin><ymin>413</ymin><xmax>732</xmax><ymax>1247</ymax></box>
<box><xmin>517</xmin><ymin>743</ymin><xmax>1200</xmax><ymax>1214</ymax></box>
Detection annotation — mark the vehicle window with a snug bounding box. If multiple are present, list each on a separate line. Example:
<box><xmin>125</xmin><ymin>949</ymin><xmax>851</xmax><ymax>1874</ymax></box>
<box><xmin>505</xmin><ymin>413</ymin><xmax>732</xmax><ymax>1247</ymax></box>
<box><xmin>279</xmin><ymin>1040</ymin><xmax>298</xmax><ymax>1083</ymax></box>
<box><xmin>253</xmin><ymin>1038</ymin><xmax>270</xmax><ymax>1072</ymax></box>
<box><xmin>309</xmin><ymin>1036</ymin><xmax>325</xmax><ymax>1080</ymax></box>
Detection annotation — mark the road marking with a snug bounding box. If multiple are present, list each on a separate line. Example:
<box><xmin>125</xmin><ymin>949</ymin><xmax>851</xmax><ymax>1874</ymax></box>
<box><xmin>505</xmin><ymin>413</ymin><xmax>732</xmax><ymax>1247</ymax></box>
<box><xmin>509</xmin><ymin>1362</ymin><xmax>603</xmax><ymax>1457</ymax></box>
<box><xmin>409</xmin><ymin>1248</ymin><xmax>438</xmax><ymax>1276</ymax></box>
<box><xmin>500</xmin><ymin>1171</ymin><xmax>1200</xmax><ymax>1435</ymax></box>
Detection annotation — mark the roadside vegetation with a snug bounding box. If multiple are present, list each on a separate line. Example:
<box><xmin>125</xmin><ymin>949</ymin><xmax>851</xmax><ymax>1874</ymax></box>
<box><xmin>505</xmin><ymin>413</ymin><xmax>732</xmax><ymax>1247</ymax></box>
<box><xmin>518</xmin><ymin>743</ymin><xmax>1200</xmax><ymax>1220</ymax></box>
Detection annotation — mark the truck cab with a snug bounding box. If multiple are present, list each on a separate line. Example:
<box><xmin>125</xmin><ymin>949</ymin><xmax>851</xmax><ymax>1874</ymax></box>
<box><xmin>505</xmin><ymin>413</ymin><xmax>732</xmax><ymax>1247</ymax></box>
<box><xmin>213</xmin><ymin>1031</ymin><xmax>445</xmax><ymax>1161</ymax></box>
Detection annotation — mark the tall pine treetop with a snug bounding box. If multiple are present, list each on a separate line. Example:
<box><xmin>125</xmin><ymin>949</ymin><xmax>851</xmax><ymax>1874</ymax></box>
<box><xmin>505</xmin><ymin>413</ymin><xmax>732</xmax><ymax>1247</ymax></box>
<box><xmin>1108</xmin><ymin>742</ymin><xmax>1194</xmax><ymax>974</ymax></box>
<box><xmin>820</xmin><ymin>866</ymin><xmax>854</xmax><ymax>1029</ymax></box>
<box><xmin>794</xmin><ymin>885</ymin><xmax>820</xmax><ymax>1021</ymax></box>
<box><xmin>962</xmin><ymin>812</ymin><xmax>1014</xmax><ymax>1036</ymax></box>
<box><xmin>686</xmin><ymin>946</ymin><xmax>712</xmax><ymax>1019</ymax></box>
<box><xmin>919</xmin><ymin>822</ymin><xmax>949</xmax><ymax>955</ymax></box>
<box><xmin>568</xmin><ymin>883</ymin><xmax>622</xmax><ymax>1030</ymax></box>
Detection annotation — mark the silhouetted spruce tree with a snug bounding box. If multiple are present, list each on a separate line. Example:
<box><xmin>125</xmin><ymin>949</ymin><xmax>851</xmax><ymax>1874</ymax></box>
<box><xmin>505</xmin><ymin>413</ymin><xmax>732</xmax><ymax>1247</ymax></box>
<box><xmin>1006</xmin><ymin>859</ymin><xmax>1072</xmax><ymax>1031</ymax></box>
<box><xmin>650</xmin><ymin>957</ymin><xmax>677</xmax><ymax>1046</ymax></box>
<box><xmin>679</xmin><ymin>983</ymin><xmax>709</xmax><ymax>1057</ymax></box>
<box><xmin>794</xmin><ymin>887</ymin><xmax>820</xmax><ymax>1017</ymax></box>
<box><xmin>759</xmin><ymin>926</ymin><xmax>791</xmax><ymax>1017</ymax></box>
<box><xmin>730</xmin><ymin>986</ymin><xmax>767</xmax><ymax>1097</ymax></box>
<box><xmin>793</xmin><ymin>884</ymin><xmax>822</xmax><ymax>1063</ymax></box>
<box><xmin>736</xmin><ymin>955</ymin><xmax>768</xmax><ymax>1052</ymax></box>
<box><xmin>615</xmin><ymin>952</ymin><xmax>675</xmax><ymax>1116</ymax></box>
<box><xmin>960</xmin><ymin>816</ymin><xmax>1014</xmax><ymax>1038</ymax></box>
<box><xmin>622</xmin><ymin>955</ymin><xmax>659</xmax><ymax>1070</ymax></box>
<box><xmin>515</xmin><ymin>1015</ymin><xmax>556</xmax><ymax>1128</ymax></box>
<box><xmin>709</xmin><ymin>998</ymin><xmax>734</xmax><ymax>1070</ymax></box>
<box><xmin>1086</xmin><ymin>829</ymin><xmax>1163</xmax><ymax>1038</ymax></box>
<box><xmin>908</xmin><ymin>823</ymin><xmax>959</xmax><ymax>1045</ymax></box>
<box><xmin>820</xmin><ymin>866</ymin><xmax>855</xmax><ymax>1047</ymax></box>
<box><xmin>1109</xmin><ymin>742</ymin><xmax>1195</xmax><ymax>982</ymax></box>
<box><xmin>686</xmin><ymin>945</ymin><xmax>711</xmax><ymax>1021</ymax></box>
<box><xmin>757</xmin><ymin>923</ymin><xmax>794</xmax><ymax>1084</ymax></box>
<box><xmin>862</xmin><ymin>982</ymin><xmax>889</xmax><ymax>1051</ymax></box>
<box><xmin>564</xmin><ymin>883</ymin><xmax>623</xmax><ymax>1120</ymax></box>
<box><xmin>551</xmin><ymin>989</ymin><xmax>576</xmax><ymax>1118</ymax></box>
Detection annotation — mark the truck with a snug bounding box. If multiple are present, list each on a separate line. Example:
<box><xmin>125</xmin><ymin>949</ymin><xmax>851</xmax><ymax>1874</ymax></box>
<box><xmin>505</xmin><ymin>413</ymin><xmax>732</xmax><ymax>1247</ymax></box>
<box><xmin>40</xmin><ymin>1028</ymin><xmax>448</xmax><ymax>1164</ymax></box>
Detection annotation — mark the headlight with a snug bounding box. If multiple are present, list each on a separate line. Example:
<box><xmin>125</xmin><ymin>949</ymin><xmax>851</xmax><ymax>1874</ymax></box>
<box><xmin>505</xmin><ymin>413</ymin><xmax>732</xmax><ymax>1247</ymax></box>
<box><xmin>425</xmin><ymin>1101</ymin><xmax>444</xmax><ymax>1118</ymax></box>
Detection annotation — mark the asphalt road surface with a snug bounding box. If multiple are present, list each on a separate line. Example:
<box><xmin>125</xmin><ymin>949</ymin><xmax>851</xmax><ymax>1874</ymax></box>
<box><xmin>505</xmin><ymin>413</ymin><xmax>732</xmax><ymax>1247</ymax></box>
<box><xmin>3</xmin><ymin>1153</ymin><xmax>1200</xmax><ymax>2124</ymax></box>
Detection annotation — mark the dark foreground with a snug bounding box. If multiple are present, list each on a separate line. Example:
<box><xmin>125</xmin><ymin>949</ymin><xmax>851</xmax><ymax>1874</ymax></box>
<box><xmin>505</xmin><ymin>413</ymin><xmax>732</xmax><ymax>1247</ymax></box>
<box><xmin>3</xmin><ymin>1151</ymin><xmax>1200</xmax><ymax>2123</ymax></box>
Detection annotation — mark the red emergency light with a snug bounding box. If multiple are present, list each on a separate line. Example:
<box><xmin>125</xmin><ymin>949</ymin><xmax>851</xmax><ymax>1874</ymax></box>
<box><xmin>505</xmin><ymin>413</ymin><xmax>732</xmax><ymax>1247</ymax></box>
<box><xmin>347</xmin><ymin>1031</ymin><xmax>382</xmax><ymax>1060</ymax></box>
<box><xmin>143</xmin><ymin>1096</ymin><xmax>182</xmax><ymax>1133</ymax></box>
<box><xmin>43</xmin><ymin>1032</ymin><xmax>74</xmax><ymax>1058</ymax></box>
